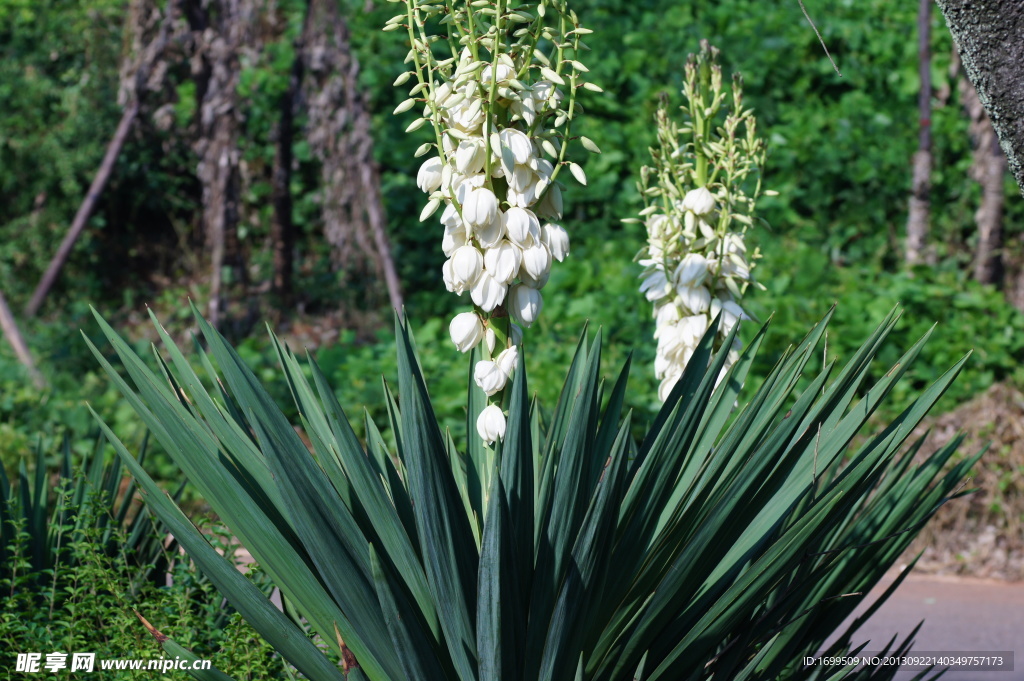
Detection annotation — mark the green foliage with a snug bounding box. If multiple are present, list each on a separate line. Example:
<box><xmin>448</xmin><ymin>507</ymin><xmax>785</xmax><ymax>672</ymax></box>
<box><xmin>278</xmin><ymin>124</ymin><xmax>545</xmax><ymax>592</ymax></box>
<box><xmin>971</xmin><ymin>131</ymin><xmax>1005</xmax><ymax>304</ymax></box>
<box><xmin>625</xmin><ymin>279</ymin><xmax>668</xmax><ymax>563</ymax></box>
<box><xmin>746</xmin><ymin>233</ymin><xmax>1024</xmax><ymax>417</ymax></box>
<box><xmin>0</xmin><ymin>430</ymin><xmax>297</xmax><ymax>678</ymax></box>
<box><xmin>90</xmin><ymin>305</ymin><xmax>973</xmax><ymax>680</ymax></box>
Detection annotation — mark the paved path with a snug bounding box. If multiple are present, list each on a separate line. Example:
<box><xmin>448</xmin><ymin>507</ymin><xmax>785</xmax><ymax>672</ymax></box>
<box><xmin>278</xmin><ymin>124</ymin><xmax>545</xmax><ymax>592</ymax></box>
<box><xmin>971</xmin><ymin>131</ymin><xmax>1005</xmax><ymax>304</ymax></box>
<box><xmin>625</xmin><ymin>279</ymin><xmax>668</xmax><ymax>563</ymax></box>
<box><xmin>836</xmin><ymin>573</ymin><xmax>1024</xmax><ymax>680</ymax></box>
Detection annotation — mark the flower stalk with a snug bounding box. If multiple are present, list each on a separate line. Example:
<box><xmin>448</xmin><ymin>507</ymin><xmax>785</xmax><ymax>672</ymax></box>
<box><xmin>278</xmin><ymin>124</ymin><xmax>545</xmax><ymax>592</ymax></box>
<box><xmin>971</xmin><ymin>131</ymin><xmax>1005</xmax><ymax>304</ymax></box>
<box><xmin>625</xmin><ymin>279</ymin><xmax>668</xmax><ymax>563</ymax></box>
<box><xmin>633</xmin><ymin>41</ymin><xmax>771</xmax><ymax>401</ymax></box>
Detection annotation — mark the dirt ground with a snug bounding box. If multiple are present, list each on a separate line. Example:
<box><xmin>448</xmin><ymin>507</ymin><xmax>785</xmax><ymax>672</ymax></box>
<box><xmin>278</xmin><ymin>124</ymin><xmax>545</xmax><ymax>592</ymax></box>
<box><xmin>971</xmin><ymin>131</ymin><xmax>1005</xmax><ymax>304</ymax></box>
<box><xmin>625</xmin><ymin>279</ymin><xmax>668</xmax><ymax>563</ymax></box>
<box><xmin>901</xmin><ymin>382</ymin><xmax>1024</xmax><ymax>582</ymax></box>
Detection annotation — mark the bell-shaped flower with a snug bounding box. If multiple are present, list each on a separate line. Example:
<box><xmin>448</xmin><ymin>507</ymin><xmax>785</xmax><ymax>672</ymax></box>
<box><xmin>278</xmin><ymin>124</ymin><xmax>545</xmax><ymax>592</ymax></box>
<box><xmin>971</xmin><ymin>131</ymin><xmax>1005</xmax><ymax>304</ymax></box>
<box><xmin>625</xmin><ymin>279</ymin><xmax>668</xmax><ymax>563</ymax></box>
<box><xmin>530</xmin><ymin>157</ymin><xmax>555</xmax><ymax>181</ymax></box>
<box><xmin>654</xmin><ymin>301</ymin><xmax>682</xmax><ymax>329</ymax></box>
<box><xmin>442</xmin><ymin>259</ymin><xmax>458</xmax><ymax>293</ymax></box>
<box><xmin>509</xmin><ymin>165</ymin><xmax>536</xmax><ymax>193</ymax></box>
<box><xmin>462</xmin><ymin>187</ymin><xmax>499</xmax><ymax>231</ymax></box>
<box><xmin>475</xmin><ymin>211</ymin><xmax>506</xmax><ymax>249</ymax></box>
<box><xmin>470</xmin><ymin>270</ymin><xmax>506</xmax><ymax>312</ymax></box>
<box><xmin>449</xmin><ymin>312</ymin><xmax>484</xmax><ymax>352</ymax></box>
<box><xmin>677</xmin><ymin>285</ymin><xmax>711</xmax><ymax>314</ymax></box>
<box><xmin>440</xmin><ymin>202</ymin><xmax>462</xmax><ymax>228</ymax></box>
<box><xmin>658</xmin><ymin>371</ymin><xmax>682</xmax><ymax>402</ymax></box>
<box><xmin>417</xmin><ymin>156</ymin><xmax>443</xmax><ymax>194</ymax></box>
<box><xmin>499</xmin><ymin>128</ymin><xmax>534</xmax><ymax>165</ymax></box>
<box><xmin>537</xmin><ymin>184</ymin><xmax>563</xmax><ymax>219</ymax></box>
<box><xmin>521</xmin><ymin>241</ymin><xmax>552</xmax><ymax>281</ymax></box>
<box><xmin>505</xmin><ymin>207</ymin><xmax>540</xmax><ymax>246</ymax></box>
<box><xmin>442</xmin><ymin>223</ymin><xmax>467</xmax><ymax>257</ymax></box>
<box><xmin>511</xmin><ymin>93</ymin><xmax>537</xmax><ymax>126</ymax></box>
<box><xmin>673</xmin><ymin>253</ymin><xmax>708</xmax><ymax>288</ymax></box>
<box><xmin>712</xmin><ymin>298</ymin><xmax>750</xmax><ymax>335</ymax></box>
<box><xmin>519</xmin><ymin>266</ymin><xmax>549</xmax><ymax>289</ymax></box>
<box><xmin>476</xmin><ymin>404</ymin><xmax>506</xmax><ymax>443</ymax></box>
<box><xmin>474</xmin><ymin>360</ymin><xmax>508</xmax><ymax>396</ymax></box>
<box><xmin>681</xmin><ymin>186</ymin><xmax>716</xmax><ymax>215</ymax></box>
<box><xmin>532</xmin><ymin>80</ymin><xmax>563</xmax><ymax>109</ymax></box>
<box><xmin>495</xmin><ymin>345</ymin><xmax>519</xmax><ymax>378</ymax></box>
<box><xmin>541</xmin><ymin>223</ymin><xmax>569</xmax><ymax>262</ymax></box>
<box><xmin>451</xmin><ymin>245</ymin><xmax>483</xmax><ymax>289</ymax></box>
<box><xmin>509</xmin><ymin>284</ymin><xmax>543</xmax><ymax>327</ymax></box>
<box><xmin>484</xmin><ymin>240</ymin><xmax>522</xmax><ymax>284</ymax></box>
<box><xmin>454</xmin><ymin>139</ymin><xmax>486</xmax><ymax>175</ymax></box>
<box><xmin>507</xmin><ymin>183</ymin><xmax>538</xmax><ymax>209</ymax></box>
<box><xmin>639</xmin><ymin>270</ymin><xmax>671</xmax><ymax>302</ymax></box>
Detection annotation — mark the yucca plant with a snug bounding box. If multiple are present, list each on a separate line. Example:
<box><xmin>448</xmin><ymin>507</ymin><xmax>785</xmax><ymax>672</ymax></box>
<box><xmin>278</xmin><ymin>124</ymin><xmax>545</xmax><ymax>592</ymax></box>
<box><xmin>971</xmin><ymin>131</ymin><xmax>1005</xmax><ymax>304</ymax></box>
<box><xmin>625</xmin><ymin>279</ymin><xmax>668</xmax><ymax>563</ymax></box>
<box><xmin>0</xmin><ymin>431</ymin><xmax>176</xmax><ymax>597</ymax></box>
<box><xmin>85</xmin><ymin>303</ymin><xmax>974</xmax><ymax>681</ymax></box>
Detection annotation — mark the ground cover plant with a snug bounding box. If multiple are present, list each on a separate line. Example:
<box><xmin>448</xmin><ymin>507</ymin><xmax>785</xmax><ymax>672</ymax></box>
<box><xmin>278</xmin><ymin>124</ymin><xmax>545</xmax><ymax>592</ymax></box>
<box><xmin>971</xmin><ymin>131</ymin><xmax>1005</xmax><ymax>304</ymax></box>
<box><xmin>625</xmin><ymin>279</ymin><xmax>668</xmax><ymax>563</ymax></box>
<box><xmin>0</xmin><ymin>429</ymin><xmax>299</xmax><ymax>678</ymax></box>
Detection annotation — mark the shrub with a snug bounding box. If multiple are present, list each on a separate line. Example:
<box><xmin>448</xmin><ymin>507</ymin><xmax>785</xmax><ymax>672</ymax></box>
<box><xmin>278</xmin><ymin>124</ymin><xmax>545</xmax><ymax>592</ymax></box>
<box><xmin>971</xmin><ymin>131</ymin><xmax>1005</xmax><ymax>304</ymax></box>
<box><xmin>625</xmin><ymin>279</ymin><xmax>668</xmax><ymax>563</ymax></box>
<box><xmin>88</xmin><ymin>305</ymin><xmax>974</xmax><ymax>680</ymax></box>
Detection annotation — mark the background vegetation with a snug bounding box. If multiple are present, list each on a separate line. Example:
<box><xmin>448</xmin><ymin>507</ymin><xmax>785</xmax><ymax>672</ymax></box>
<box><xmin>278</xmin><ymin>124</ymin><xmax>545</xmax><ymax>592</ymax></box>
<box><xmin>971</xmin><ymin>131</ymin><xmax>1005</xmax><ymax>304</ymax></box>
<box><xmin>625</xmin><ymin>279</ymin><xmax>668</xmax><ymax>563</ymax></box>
<box><xmin>1</xmin><ymin>0</ymin><xmax>1021</xmax><ymax>525</ymax></box>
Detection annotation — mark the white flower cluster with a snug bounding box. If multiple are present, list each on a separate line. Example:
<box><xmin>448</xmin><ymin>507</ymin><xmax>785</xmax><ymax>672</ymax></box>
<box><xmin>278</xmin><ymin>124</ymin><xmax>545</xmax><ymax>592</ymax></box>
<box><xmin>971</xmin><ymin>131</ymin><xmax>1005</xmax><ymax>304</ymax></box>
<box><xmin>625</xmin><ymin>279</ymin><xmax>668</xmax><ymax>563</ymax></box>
<box><xmin>639</xmin><ymin>187</ymin><xmax>753</xmax><ymax>401</ymax></box>
<box><xmin>391</xmin><ymin>0</ymin><xmax>599</xmax><ymax>444</ymax></box>
<box><xmin>413</xmin><ymin>52</ymin><xmax>572</xmax><ymax>330</ymax></box>
<box><xmin>634</xmin><ymin>42</ymin><xmax>767</xmax><ymax>402</ymax></box>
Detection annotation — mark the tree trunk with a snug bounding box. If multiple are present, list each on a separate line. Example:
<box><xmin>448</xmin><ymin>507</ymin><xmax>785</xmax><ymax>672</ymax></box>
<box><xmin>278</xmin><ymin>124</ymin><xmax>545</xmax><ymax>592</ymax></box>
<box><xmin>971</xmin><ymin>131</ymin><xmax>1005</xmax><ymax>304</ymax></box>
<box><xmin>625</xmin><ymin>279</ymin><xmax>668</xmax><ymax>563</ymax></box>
<box><xmin>961</xmin><ymin>70</ymin><xmax>1007</xmax><ymax>286</ymax></box>
<box><xmin>24</xmin><ymin>0</ymin><xmax>177</xmax><ymax>317</ymax></box>
<box><xmin>0</xmin><ymin>292</ymin><xmax>46</xmax><ymax>389</ymax></box>
<box><xmin>905</xmin><ymin>0</ymin><xmax>933</xmax><ymax>267</ymax></box>
<box><xmin>302</xmin><ymin>0</ymin><xmax>404</xmax><ymax>313</ymax></box>
<box><xmin>190</xmin><ymin>0</ymin><xmax>249</xmax><ymax>329</ymax></box>
<box><xmin>935</xmin><ymin>0</ymin><xmax>1024</xmax><ymax>194</ymax></box>
<box><xmin>270</xmin><ymin>31</ymin><xmax>305</xmax><ymax>308</ymax></box>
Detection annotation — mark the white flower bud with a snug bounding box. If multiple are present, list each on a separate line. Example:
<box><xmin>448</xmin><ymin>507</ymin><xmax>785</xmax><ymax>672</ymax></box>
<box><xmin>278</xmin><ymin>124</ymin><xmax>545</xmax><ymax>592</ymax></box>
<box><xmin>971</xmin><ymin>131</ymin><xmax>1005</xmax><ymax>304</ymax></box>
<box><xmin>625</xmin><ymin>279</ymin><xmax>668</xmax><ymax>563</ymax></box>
<box><xmin>451</xmin><ymin>245</ymin><xmax>483</xmax><ymax>288</ymax></box>
<box><xmin>681</xmin><ymin>187</ymin><xmax>716</xmax><ymax>215</ymax></box>
<box><xmin>541</xmin><ymin>223</ymin><xmax>569</xmax><ymax>262</ymax></box>
<box><xmin>509</xmin><ymin>284</ymin><xmax>543</xmax><ymax>327</ymax></box>
<box><xmin>449</xmin><ymin>312</ymin><xmax>484</xmax><ymax>352</ymax></box>
<box><xmin>484</xmin><ymin>326</ymin><xmax>497</xmax><ymax>355</ymax></box>
<box><xmin>476</xmin><ymin>404</ymin><xmax>506</xmax><ymax>443</ymax></box>
<box><xmin>521</xmin><ymin>241</ymin><xmax>552</xmax><ymax>281</ymax></box>
<box><xmin>471</xmin><ymin>271</ymin><xmax>506</xmax><ymax>312</ymax></box>
<box><xmin>417</xmin><ymin>157</ymin><xmax>443</xmax><ymax>193</ymax></box>
<box><xmin>504</xmin><ymin>207</ymin><xmax>540</xmax><ymax>246</ymax></box>
<box><xmin>463</xmin><ymin>187</ymin><xmax>499</xmax><ymax>230</ymax></box>
<box><xmin>484</xmin><ymin>240</ymin><xmax>522</xmax><ymax>284</ymax></box>
<box><xmin>474</xmin><ymin>360</ymin><xmax>508</xmax><ymax>396</ymax></box>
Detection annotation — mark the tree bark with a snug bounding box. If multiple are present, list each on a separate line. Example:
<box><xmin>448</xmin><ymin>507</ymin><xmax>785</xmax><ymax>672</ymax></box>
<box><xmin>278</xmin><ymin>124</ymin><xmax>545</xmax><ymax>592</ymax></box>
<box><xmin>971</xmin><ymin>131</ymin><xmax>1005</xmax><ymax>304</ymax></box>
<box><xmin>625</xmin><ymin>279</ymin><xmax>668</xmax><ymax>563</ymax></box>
<box><xmin>0</xmin><ymin>292</ymin><xmax>46</xmax><ymax>389</ymax></box>
<box><xmin>960</xmin><ymin>70</ymin><xmax>1007</xmax><ymax>285</ymax></box>
<box><xmin>190</xmin><ymin>0</ymin><xmax>249</xmax><ymax>329</ymax></box>
<box><xmin>935</xmin><ymin>0</ymin><xmax>1024</xmax><ymax>194</ymax></box>
<box><xmin>905</xmin><ymin>0</ymin><xmax>933</xmax><ymax>267</ymax></box>
<box><xmin>302</xmin><ymin>0</ymin><xmax>404</xmax><ymax>313</ymax></box>
<box><xmin>270</xmin><ymin>31</ymin><xmax>305</xmax><ymax>307</ymax></box>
